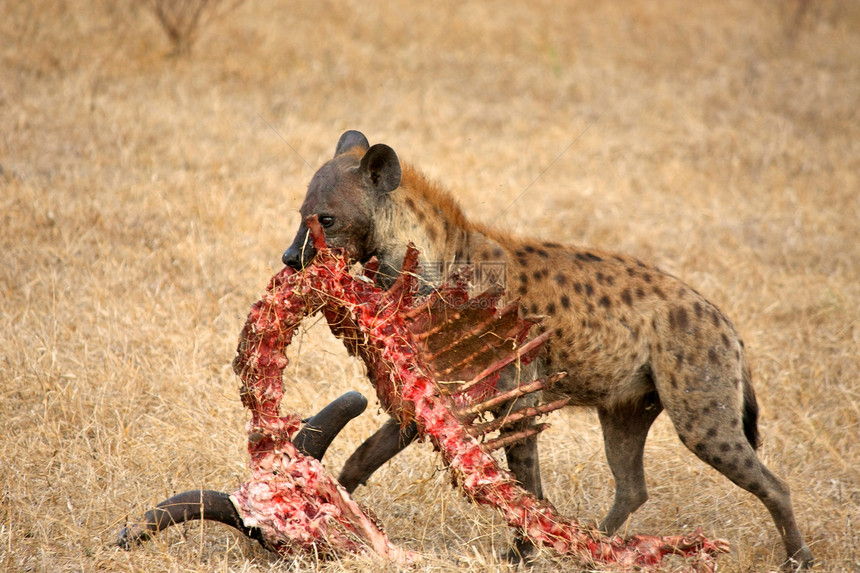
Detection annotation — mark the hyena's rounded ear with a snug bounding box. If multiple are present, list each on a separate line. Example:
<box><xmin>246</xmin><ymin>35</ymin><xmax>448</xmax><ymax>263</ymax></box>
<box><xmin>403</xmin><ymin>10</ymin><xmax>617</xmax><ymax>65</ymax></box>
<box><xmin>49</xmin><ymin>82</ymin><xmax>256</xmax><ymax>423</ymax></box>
<box><xmin>334</xmin><ymin>130</ymin><xmax>370</xmax><ymax>157</ymax></box>
<box><xmin>360</xmin><ymin>144</ymin><xmax>401</xmax><ymax>194</ymax></box>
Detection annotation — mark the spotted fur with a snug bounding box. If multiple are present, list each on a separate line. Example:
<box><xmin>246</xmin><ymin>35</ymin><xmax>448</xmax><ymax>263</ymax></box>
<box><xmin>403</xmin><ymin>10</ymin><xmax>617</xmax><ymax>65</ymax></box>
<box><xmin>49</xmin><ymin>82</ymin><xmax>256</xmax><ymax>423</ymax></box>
<box><xmin>283</xmin><ymin>131</ymin><xmax>812</xmax><ymax>570</ymax></box>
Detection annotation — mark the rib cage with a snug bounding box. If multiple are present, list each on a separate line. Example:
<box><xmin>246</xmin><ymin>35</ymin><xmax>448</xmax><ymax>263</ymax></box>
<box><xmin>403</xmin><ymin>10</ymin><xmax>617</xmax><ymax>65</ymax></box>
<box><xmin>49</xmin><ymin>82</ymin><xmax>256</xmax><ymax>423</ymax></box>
<box><xmin>229</xmin><ymin>214</ymin><xmax>729</xmax><ymax>571</ymax></box>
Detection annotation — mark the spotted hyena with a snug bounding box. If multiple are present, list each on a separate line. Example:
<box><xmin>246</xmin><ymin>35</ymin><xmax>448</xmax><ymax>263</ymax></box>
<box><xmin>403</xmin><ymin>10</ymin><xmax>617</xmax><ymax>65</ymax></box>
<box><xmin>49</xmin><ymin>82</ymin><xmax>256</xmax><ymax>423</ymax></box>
<box><xmin>282</xmin><ymin>131</ymin><xmax>812</xmax><ymax>570</ymax></box>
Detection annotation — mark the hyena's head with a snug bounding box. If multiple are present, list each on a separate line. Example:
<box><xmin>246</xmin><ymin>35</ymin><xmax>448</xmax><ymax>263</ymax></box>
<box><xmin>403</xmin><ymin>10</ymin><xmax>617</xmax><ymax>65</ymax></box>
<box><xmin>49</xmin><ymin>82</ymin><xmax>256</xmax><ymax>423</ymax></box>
<box><xmin>283</xmin><ymin>131</ymin><xmax>402</xmax><ymax>270</ymax></box>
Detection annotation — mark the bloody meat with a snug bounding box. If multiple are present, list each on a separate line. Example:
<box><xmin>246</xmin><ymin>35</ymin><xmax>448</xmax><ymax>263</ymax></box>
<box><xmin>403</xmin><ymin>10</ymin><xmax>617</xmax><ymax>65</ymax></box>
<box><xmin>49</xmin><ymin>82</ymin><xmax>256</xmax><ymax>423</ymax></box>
<box><xmin>230</xmin><ymin>215</ymin><xmax>728</xmax><ymax>571</ymax></box>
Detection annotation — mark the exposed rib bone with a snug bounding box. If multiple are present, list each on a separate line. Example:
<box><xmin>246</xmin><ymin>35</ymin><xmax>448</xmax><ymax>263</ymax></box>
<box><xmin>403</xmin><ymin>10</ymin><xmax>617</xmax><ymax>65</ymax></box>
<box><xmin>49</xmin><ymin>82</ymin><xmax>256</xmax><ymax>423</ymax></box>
<box><xmin>453</xmin><ymin>330</ymin><xmax>552</xmax><ymax>395</ymax></box>
<box><xmin>467</xmin><ymin>398</ymin><xmax>570</xmax><ymax>438</ymax></box>
<box><xmin>481</xmin><ymin>425</ymin><xmax>549</xmax><ymax>452</ymax></box>
<box><xmin>418</xmin><ymin>304</ymin><xmax>535</xmax><ymax>380</ymax></box>
<box><xmin>455</xmin><ymin>373</ymin><xmax>567</xmax><ymax>420</ymax></box>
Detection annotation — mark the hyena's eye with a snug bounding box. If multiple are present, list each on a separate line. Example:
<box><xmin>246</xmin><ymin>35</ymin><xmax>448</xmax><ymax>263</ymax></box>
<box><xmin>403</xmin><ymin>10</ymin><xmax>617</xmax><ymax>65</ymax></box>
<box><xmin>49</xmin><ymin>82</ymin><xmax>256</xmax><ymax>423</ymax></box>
<box><xmin>319</xmin><ymin>215</ymin><xmax>335</xmax><ymax>228</ymax></box>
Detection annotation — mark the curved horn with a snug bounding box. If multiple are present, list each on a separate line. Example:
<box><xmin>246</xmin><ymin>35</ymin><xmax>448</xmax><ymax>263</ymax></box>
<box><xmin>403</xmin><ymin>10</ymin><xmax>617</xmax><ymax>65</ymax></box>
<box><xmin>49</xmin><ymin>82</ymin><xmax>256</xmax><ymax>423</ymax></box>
<box><xmin>117</xmin><ymin>489</ymin><xmax>263</xmax><ymax>549</ymax></box>
<box><xmin>292</xmin><ymin>390</ymin><xmax>368</xmax><ymax>460</ymax></box>
<box><xmin>118</xmin><ymin>391</ymin><xmax>368</xmax><ymax>549</ymax></box>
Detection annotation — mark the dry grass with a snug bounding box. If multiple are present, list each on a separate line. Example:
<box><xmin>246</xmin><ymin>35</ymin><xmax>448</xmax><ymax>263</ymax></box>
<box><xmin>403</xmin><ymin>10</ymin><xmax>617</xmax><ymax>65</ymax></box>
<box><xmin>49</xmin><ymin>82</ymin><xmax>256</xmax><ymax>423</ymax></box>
<box><xmin>1</xmin><ymin>1</ymin><xmax>858</xmax><ymax>571</ymax></box>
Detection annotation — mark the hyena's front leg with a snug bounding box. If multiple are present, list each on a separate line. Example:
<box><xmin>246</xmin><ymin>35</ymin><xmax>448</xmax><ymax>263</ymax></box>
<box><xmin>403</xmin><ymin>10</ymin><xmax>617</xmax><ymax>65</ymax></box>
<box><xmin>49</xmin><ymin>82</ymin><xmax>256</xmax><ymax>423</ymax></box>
<box><xmin>338</xmin><ymin>417</ymin><xmax>419</xmax><ymax>493</ymax></box>
<box><xmin>504</xmin><ymin>434</ymin><xmax>544</xmax><ymax>499</ymax></box>
<box><xmin>503</xmin><ymin>432</ymin><xmax>543</xmax><ymax>563</ymax></box>
<box><xmin>495</xmin><ymin>362</ymin><xmax>546</xmax><ymax>563</ymax></box>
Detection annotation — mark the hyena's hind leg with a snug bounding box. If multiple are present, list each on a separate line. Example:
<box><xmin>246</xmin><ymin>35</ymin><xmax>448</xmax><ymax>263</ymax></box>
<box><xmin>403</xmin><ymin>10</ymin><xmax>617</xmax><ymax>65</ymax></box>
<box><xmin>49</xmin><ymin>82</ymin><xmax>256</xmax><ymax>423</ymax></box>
<box><xmin>683</xmin><ymin>423</ymin><xmax>812</xmax><ymax>570</ymax></box>
<box><xmin>596</xmin><ymin>391</ymin><xmax>664</xmax><ymax>535</ymax></box>
<box><xmin>661</xmin><ymin>367</ymin><xmax>813</xmax><ymax>570</ymax></box>
<box><xmin>741</xmin><ymin>459</ymin><xmax>813</xmax><ymax>571</ymax></box>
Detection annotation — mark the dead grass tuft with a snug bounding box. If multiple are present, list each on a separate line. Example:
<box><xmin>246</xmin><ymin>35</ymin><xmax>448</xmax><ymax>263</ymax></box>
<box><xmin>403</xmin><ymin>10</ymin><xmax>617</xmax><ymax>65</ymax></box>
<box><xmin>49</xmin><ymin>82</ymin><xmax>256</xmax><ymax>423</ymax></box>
<box><xmin>2</xmin><ymin>1</ymin><xmax>858</xmax><ymax>571</ymax></box>
<box><xmin>138</xmin><ymin>0</ymin><xmax>247</xmax><ymax>57</ymax></box>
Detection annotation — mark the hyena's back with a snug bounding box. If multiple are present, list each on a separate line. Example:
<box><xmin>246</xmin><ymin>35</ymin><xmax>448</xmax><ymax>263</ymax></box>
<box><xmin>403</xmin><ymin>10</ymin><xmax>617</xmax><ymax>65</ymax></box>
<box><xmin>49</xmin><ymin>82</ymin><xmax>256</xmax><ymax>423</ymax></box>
<box><xmin>500</xmin><ymin>239</ymin><xmax>759</xmax><ymax>447</ymax></box>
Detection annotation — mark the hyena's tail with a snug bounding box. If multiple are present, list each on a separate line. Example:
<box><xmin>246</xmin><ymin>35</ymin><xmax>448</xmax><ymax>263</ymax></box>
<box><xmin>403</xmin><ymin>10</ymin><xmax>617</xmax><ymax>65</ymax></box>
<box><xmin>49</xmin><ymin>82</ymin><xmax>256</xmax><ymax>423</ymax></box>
<box><xmin>742</xmin><ymin>362</ymin><xmax>761</xmax><ymax>450</ymax></box>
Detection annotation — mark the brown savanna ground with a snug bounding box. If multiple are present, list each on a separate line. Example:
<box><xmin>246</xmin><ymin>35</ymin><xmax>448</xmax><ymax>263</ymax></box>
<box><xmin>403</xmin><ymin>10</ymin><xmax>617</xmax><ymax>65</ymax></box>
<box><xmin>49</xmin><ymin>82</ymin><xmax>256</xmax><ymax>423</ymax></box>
<box><xmin>1</xmin><ymin>1</ymin><xmax>858</xmax><ymax>571</ymax></box>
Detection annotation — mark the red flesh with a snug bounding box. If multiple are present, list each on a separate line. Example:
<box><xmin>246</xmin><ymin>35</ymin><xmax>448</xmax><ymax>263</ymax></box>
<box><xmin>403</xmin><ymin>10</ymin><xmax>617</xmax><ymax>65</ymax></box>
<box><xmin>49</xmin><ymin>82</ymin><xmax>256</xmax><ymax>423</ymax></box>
<box><xmin>230</xmin><ymin>216</ymin><xmax>729</xmax><ymax>570</ymax></box>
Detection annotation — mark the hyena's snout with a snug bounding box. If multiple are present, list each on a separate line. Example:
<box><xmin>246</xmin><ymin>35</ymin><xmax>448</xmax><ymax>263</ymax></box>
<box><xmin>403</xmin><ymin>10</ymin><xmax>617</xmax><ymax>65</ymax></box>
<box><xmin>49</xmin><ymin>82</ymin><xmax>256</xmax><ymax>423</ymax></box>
<box><xmin>283</xmin><ymin>227</ymin><xmax>317</xmax><ymax>270</ymax></box>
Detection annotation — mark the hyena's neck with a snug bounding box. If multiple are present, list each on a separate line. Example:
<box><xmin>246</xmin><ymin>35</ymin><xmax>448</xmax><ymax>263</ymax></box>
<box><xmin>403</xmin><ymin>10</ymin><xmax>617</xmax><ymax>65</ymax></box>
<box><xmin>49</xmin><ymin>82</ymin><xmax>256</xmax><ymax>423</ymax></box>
<box><xmin>373</xmin><ymin>164</ymin><xmax>503</xmax><ymax>289</ymax></box>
